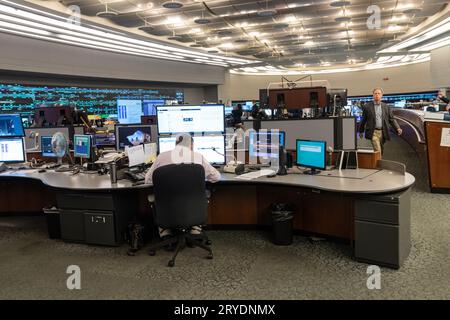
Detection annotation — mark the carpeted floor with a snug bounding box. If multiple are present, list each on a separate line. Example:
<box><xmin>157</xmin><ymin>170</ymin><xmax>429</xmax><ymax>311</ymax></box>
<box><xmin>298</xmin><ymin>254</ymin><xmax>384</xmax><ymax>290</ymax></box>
<box><xmin>0</xmin><ymin>136</ymin><xmax>449</xmax><ymax>300</ymax></box>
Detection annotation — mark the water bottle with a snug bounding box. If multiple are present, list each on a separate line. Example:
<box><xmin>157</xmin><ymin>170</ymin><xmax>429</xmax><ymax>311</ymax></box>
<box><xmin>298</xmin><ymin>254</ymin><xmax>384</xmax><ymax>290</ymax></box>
<box><xmin>110</xmin><ymin>162</ymin><xmax>117</xmax><ymax>184</ymax></box>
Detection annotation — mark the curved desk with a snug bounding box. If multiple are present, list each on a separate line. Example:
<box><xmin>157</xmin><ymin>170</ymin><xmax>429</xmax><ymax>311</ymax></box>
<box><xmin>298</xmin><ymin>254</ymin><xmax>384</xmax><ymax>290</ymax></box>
<box><xmin>0</xmin><ymin>168</ymin><xmax>414</xmax><ymax>268</ymax></box>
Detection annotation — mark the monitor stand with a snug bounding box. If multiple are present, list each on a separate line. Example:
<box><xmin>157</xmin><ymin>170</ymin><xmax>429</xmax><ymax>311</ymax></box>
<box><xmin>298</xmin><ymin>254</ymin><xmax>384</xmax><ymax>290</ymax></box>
<box><xmin>303</xmin><ymin>168</ymin><xmax>321</xmax><ymax>175</ymax></box>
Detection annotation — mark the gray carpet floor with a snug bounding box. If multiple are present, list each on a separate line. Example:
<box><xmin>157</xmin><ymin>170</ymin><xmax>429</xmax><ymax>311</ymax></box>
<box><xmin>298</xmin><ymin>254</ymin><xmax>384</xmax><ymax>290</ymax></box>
<box><xmin>0</xmin><ymin>136</ymin><xmax>449</xmax><ymax>300</ymax></box>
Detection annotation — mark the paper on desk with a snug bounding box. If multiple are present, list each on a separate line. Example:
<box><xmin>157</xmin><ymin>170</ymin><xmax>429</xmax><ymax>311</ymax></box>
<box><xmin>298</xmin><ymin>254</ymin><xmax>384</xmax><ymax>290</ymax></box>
<box><xmin>144</xmin><ymin>143</ymin><xmax>157</xmax><ymax>163</ymax></box>
<box><xmin>441</xmin><ymin>128</ymin><xmax>450</xmax><ymax>147</ymax></box>
<box><xmin>235</xmin><ymin>169</ymin><xmax>276</xmax><ymax>180</ymax></box>
<box><xmin>126</xmin><ymin>145</ymin><xmax>145</xmax><ymax>167</ymax></box>
<box><xmin>95</xmin><ymin>152</ymin><xmax>123</xmax><ymax>164</ymax></box>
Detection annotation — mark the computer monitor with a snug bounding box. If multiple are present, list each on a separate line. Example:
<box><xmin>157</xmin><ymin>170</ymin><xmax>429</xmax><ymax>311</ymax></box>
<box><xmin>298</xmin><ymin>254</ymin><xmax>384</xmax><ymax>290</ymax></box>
<box><xmin>296</xmin><ymin>139</ymin><xmax>326</xmax><ymax>175</ymax></box>
<box><xmin>156</xmin><ymin>104</ymin><xmax>224</xmax><ymax>134</ymax></box>
<box><xmin>0</xmin><ymin>114</ymin><xmax>25</xmax><ymax>137</ymax></box>
<box><xmin>143</xmin><ymin>99</ymin><xmax>165</xmax><ymax>116</ymax></box>
<box><xmin>0</xmin><ymin>137</ymin><xmax>25</xmax><ymax>163</ymax></box>
<box><xmin>158</xmin><ymin>135</ymin><xmax>225</xmax><ymax>164</ymax></box>
<box><xmin>117</xmin><ymin>99</ymin><xmax>142</xmax><ymax>124</ymax></box>
<box><xmin>115</xmin><ymin>124</ymin><xmax>152</xmax><ymax>150</ymax></box>
<box><xmin>93</xmin><ymin>132</ymin><xmax>116</xmax><ymax>147</ymax></box>
<box><xmin>225</xmin><ymin>106</ymin><xmax>233</xmax><ymax>116</ymax></box>
<box><xmin>73</xmin><ymin>134</ymin><xmax>91</xmax><ymax>159</ymax></box>
<box><xmin>41</xmin><ymin>136</ymin><xmax>57</xmax><ymax>157</ymax></box>
<box><xmin>249</xmin><ymin>130</ymin><xmax>285</xmax><ymax>159</ymax></box>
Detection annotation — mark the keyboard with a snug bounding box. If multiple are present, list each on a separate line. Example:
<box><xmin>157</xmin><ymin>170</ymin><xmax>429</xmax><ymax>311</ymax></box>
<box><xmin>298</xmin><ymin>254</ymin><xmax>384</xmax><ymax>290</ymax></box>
<box><xmin>125</xmin><ymin>170</ymin><xmax>146</xmax><ymax>182</ymax></box>
<box><xmin>235</xmin><ymin>169</ymin><xmax>276</xmax><ymax>180</ymax></box>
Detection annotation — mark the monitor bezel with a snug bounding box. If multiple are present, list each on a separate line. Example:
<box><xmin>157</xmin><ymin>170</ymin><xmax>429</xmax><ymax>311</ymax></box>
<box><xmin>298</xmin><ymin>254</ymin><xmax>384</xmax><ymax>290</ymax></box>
<box><xmin>0</xmin><ymin>137</ymin><xmax>26</xmax><ymax>163</ymax></box>
<box><xmin>40</xmin><ymin>135</ymin><xmax>58</xmax><ymax>158</ymax></box>
<box><xmin>0</xmin><ymin>114</ymin><xmax>25</xmax><ymax>137</ymax></box>
<box><xmin>73</xmin><ymin>134</ymin><xmax>92</xmax><ymax>159</ymax></box>
<box><xmin>156</xmin><ymin>104</ymin><xmax>225</xmax><ymax>135</ymax></box>
<box><xmin>115</xmin><ymin>124</ymin><xmax>153</xmax><ymax>151</ymax></box>
<box><xmin>295</xmin><ymin>139</ymin><xmax>327</xmax><ymax>170</ymax></box>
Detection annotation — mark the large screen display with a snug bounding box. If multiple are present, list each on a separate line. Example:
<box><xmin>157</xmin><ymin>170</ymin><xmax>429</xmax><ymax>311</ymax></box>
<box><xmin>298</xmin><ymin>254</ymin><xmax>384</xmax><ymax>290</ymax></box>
<box><xmin>157</xmin><ymin>105</ymin><xmax>224</xmax><ymax>134</ymax></box>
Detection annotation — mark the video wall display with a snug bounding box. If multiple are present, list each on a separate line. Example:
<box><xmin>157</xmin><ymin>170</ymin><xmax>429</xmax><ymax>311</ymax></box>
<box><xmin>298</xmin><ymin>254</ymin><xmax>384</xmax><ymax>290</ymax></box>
<box><xmin>347</xmin><ymin>91</ymin><xmax>437</xmax><ymax>107</ymax></box>
<box><xmin>0</xmin><ymin>83</ymin><xmax>184</xmax><ymax>118</ymax></box>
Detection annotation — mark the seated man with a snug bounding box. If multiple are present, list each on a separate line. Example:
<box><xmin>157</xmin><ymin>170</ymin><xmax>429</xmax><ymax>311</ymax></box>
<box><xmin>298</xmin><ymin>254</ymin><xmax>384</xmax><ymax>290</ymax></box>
<box><xmin>144</xmin><ymin>133</ymin><xmax>221</xmax><ymax>239</ymax></box>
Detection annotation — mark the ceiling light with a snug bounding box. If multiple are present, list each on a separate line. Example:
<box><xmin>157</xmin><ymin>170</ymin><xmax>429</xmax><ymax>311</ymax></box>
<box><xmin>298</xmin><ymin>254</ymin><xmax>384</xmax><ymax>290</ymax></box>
<box><xmin>96</xmin><ymin>3</ymin><xmax>118</xmax><ymax>18</ymax></box>
<box><xmin>335</xmin><ymin>16</ymin><xmax>351</xmax><ymax>23</ymax></box>
<box><xmin>305</xmin><ymin>41</ymin><xmax>314</xmax><ymax>46</ymax></box>
<box><xmin>194</xmin><ymin>17</ymin><xmax>210</xmax><ymax>24</ymax></box>
<box><xmin>162</xmin><ymin>1</ymin><xmax>183</xmax><ymax>9</ymax></box>
<box><xmin>330</xmin><ymin>1</ymin><xmax>351</xmax><ymax>7</ymax></box>
<box><xmin>257</xmin><ymin>9</ymin><xmax>277</xmax><ymax>17</ymax></box>
<box><xmin>403</xmin><ymin>8</ymin><xmax>422</xmax><ymax>15</ymax></box>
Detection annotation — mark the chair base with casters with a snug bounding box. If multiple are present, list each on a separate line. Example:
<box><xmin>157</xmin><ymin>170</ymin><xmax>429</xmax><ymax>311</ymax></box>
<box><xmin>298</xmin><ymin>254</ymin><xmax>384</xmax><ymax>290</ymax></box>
<box><xmin>148</xmin><ymin>229</ymin><xmax>213</xmax><ymax>267</ymax></box>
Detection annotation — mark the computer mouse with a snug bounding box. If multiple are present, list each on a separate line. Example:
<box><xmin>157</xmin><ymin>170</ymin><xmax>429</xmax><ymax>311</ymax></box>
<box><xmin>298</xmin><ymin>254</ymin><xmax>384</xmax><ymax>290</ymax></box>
<box><xmin>267</xmin><ymin>173</ymin><xmax>277</xmax><ymax>178</ymax></box>
<box><xmin>38</xmin><ymin>169</ymin><xmax>46</xmax><ymax>173</ymax></box>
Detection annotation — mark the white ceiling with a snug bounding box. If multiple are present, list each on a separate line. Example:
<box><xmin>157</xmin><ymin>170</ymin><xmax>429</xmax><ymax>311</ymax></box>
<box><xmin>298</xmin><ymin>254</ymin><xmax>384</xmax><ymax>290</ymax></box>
<box><xmin>56</xmin><ymin>0</ymin><xmax>449</xmax><ymax>67</ymax></box>
<box><xmin>1</xmin><ymin>0</ymin><xmax>449</xmax><ymax>74</ymax></box>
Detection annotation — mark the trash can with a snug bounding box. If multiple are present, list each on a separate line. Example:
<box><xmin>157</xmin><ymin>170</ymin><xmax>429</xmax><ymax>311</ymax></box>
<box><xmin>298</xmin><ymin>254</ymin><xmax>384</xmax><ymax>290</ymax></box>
<box><xmin>271</xmin><ymin>203</ymin><xmax>294</xmax><ymax>245</ymax></box>
<box><xmin>43</xmin><ymin>206</ymin><xmax>61</xmax><ymax>239</ymax></box>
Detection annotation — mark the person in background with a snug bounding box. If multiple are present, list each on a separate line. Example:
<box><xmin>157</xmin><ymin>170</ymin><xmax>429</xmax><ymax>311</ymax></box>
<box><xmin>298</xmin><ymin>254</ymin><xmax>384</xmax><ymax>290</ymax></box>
<box><xmin>358</xmin><ymin>88</ymin><xmax>402</xmax><ymax>154</ymax></box>
<box><xmin>232</xmin><ymin>103</ymin><xmax>243</xmax><ymax>127</ymax></box>
<box><xmin>437</xmin><ymin>91</ymin><xmax>450</xmax><ymax>111</ymax></box>
<box><xmin>144</xmin><ymin>133</ymin><xmax>221</xmax><ymax>240</ymax></box>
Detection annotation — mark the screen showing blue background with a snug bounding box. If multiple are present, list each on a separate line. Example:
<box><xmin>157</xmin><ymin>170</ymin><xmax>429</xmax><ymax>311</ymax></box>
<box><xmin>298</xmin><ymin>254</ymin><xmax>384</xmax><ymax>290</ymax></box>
<box><xmin>0</xmin><ymin>114</ymin><xmax>25</xmax><ymax>137</ymax></box>
<box><xmin>74</xmin><ymin>135</ymin><xmax>91</xmax><ymax>158</ymax></box>
<box><xmin>41</xmin><ymin>136</ymin><xmax>57</xmax><ymax>157</ymax></box>
<box><xmin>296</xmin><ymin>140</ymin><xmax>326</xmax><ymax>169</ymax></box>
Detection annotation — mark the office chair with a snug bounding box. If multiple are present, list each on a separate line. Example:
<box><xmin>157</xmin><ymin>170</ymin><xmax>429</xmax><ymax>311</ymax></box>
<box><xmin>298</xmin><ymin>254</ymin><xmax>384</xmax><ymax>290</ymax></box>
<box><xmin>148</xmin><ymin>163</ymin><xmax>213</xmax><ymax>267</ymax></box>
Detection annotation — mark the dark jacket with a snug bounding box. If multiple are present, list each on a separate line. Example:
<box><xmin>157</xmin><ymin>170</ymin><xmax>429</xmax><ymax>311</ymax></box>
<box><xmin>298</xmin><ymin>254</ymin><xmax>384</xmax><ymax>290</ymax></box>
<box><xmin>359</xmin><ymin>102</ymin><xmax>400</xmax><ymax>142</ymax></box>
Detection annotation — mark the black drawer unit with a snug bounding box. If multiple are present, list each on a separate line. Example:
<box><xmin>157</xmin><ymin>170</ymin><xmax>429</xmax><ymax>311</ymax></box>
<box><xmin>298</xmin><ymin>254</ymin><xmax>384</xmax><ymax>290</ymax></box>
<box><xmin>59</xmin><ymin>210</ymin><xmax>85</xmax><ymax>242</ymax></box>
<box><xmin>354</xmin><ymin>188</ymin><xmax>411</xmax><ymax>269</ymax></box>
<box><xmin>57</xmin><ymin>191</ymin><xmax>138</xmax><ymax>246</ymax></box>
<box><xmin>84</xmin><ymin>212</ymin><xmax>116</xmax><ymax>246</ymax></box>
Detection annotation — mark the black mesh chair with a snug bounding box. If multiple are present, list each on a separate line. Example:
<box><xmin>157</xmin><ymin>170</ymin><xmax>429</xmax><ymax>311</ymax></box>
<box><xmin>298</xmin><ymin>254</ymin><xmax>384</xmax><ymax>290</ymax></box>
<box><xmin>148</xmin><ymin>163</ymin><xmax>213</xmax><ymax>267</ymax></box>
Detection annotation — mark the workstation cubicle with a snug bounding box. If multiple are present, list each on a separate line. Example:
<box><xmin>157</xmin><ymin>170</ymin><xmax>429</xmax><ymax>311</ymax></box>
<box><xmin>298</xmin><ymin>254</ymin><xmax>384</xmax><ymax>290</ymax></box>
<box><xmin>0</xmin><ymin>103</ymin><xmax>414</xmax><ymax>268</ymax></box>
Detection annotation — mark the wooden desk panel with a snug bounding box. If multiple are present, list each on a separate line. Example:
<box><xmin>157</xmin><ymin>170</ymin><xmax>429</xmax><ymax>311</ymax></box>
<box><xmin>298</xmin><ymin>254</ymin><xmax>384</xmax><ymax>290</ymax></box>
<box><xmin>425</xmin><ymin>121</ymin><xmax>450</xmax><ymax>192</ymax></box>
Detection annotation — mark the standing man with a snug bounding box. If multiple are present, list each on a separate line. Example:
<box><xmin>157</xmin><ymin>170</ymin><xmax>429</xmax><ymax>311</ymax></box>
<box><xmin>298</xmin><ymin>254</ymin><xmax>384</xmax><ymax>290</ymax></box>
<box><xmin>358</xmin><ymin>88</ymin><xmax>402</xmax><ymax>154</ymax></box>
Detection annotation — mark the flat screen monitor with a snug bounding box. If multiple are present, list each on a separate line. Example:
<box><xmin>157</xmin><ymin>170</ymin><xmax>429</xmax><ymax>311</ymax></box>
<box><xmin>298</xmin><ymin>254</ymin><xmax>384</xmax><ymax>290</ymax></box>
<box><xmin>115</xmin><ymin>124</ymin><xmax>152</xmax><ymax>150</ymax></box>
<box><xmin>249</xmin><ymin>130</ymin><xmax>285</xmax><ymax>159</ymax></box>
<box><xmin>156</xmin><ymin>104</ymin><xmax>224</xmax><ymax>134</ymax></box>
<box><xmin>117</xmin><ymin>99</ymin><xmax>142</xmax><ymax>124</ymax></box>
<box><xmin>0</xmin><ymin>114</ymin><xmax>25</xmax><ymax>137</ymax></box>
<box><xmin>143</xmin><ymin>99</ymin><xmax>165</xmax><ymax>116</ymax></box>
<box><xmin>41</xmin><ymin>136</ymin><xmax>57</xmax><ymax>157</ymax></box>
<box><xmin>296</xmin><ymin>140</ymin><xmax>326</xmax><ymax>174</ymax></box>
<box><xmin>225</xmin><ymin>106</ymin><xmax>233</xmax><ymax>116</ymax></box>
<box><xmin>94</xmin><ymin>132</ymin><xmax>116</xmax><ymax>147</ymax></box>
<box><xmin>158</xmin><ymin>135</ymin><xmax>225</xmax><ymax>164</ymax></box>
<box><xmin>73</xmin><ymin>135</ymin><xmax>91</xmax><ymax>159</ymax></box>
<box><xmin>0</xmin><ymin>137</ymin><xmax>25</xmax><ymax>163</ymax></box>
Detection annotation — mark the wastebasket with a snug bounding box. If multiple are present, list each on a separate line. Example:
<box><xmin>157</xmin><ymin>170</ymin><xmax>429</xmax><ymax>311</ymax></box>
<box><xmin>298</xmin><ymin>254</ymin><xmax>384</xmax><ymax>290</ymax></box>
<box><xmin>271</xmin><ymin>203</ymin><xmax>294</xmax><ymax>245</ymax></box>
<box><xmin>43</xmin><ymin>206</ymin><xmax>61</xmax><ymax>239</ymax></box>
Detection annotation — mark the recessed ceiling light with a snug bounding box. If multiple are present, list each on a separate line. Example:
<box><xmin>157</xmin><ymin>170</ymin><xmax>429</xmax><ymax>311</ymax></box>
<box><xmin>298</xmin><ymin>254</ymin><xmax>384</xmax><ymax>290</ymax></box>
<box><xmin>257</xmin><ymin>9</ymin><xmax>277</xmax><ymax>17</ymax></box>
<box><xmin>403</xmin><ymin>8</ymin><xmax>422</xmax><ymax>14</ymax></box>
<box><xmin>335</xmin><ymin>16</ymin><xmax>351</xmax><ymax>23</ymax></box>
<box><xmin>162</xmin><ymin>1</ymin><xmax>183</xmax><ymax>9</ymax></box>
<box><xmin>330</xmin><ymin>1</ymin><xmax>351</xmax><ymax>7</ymax></box>
<box><xmin>273</xmin><ymin>23</ymin><xmax>289</xmax><ymax>29</ymax></box>
<box><xmin>194</xmin><ymin>18</ymin><xmax>210</xmax><ymax>24</ymax></box>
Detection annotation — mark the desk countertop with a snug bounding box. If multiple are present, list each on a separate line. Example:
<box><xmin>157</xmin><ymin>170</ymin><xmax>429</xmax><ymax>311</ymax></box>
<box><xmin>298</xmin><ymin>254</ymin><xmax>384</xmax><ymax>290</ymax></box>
<box><xmin>0</xmin><ymin>167</ymin><xmax>415</xmax><ymax>194</ymax></box>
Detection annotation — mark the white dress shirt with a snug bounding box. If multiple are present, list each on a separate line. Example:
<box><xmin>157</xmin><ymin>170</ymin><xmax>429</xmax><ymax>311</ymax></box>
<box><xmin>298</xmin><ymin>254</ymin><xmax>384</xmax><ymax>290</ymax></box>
<box><xmin>144</xmin><ymin>146</ymin><xmax>221</xmax><ymax>185</ymax></box>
